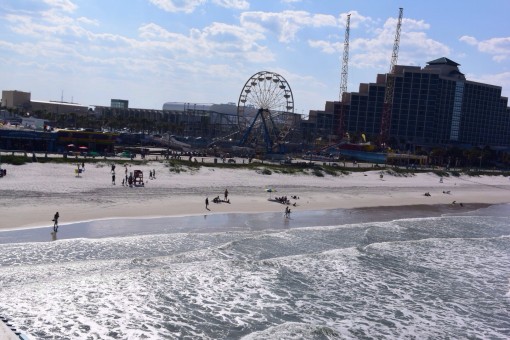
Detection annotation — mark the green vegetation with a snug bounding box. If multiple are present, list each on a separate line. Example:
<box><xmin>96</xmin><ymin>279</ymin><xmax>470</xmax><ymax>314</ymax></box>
<box><xmin>0</xmin><ymin>154</ymin><xmax>150</xmax><ymax>167</ymax></box>
<box><xmin>1</xmin><ymin>155</ymin><xmax>27</xmax><ymax>165</ymax></box>
<box><xmin>312</xmin><ymin>168</ymin><xmax>324</xmax><ymax>177</ymax></box>
<box><xmin>165</xmin><ymin>160</ymin><xmax>189</xmax><ymax>173</ymax></box>
<box><xmin>2</xmin><ymin>154</ymin><xmax>510</xmax><ymax>178</ymax></box>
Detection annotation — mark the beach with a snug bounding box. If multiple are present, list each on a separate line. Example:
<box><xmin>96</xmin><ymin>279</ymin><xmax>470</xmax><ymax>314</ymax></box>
<box><xmin>1</xmin><ymin>160</ymin><xmax>509</xmax><ymax>232</ymax></box>
<box><xmin>1</xmin><ymin>160</ymin><xmax>510</xmax><ymax>339</ymax></box>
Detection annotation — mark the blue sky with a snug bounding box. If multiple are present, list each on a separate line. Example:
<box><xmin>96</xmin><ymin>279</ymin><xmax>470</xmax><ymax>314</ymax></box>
<box><xmin>1</xmin><ymin>0</ymin><xmax>509</xmax><ymax>115</ymax></box>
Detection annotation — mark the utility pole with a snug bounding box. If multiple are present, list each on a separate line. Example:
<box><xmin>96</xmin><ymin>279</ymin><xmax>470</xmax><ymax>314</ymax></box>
<box><xmin>379</xmin><ymin>8</ymin><xmax>403</xmax><ymax>146</ymax></box>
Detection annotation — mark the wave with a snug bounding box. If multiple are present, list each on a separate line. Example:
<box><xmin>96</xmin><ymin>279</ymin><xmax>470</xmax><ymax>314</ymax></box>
<box><xmin>1</xmin><ymin>214</ymin><xmax>510</xmax><ymax>339</ymax></box>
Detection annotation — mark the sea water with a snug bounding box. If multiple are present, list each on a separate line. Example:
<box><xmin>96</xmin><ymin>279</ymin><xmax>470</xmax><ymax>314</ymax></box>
<box><xmin>0</xmin><ymin>205</ymin><xmax>509</xmax><ymax>339</ymax></box>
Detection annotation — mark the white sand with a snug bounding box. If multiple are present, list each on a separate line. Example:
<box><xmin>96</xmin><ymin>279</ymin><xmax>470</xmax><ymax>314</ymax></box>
<box><xmin>1</xmin><ymin>160</ymin><xmax>509</xmax><ymax>230</ymax></box>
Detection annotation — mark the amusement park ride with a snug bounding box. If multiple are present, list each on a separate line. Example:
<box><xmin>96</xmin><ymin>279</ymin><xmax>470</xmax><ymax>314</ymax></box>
<box><xmin>236</xmin><ymin>71</ymin><xmax>295</xmax><ymax>154</ymax></box>
<box><xmin>211</xmin><ymin>8</ymin><xmax>403</xmax><ymax>159</ymax></box>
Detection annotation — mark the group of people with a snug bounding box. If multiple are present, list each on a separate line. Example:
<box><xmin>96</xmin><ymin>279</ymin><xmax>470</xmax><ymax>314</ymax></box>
<box><xmin>211</xmin><ymin>189</ymin><xmax>230</xmax><ymax>204</ymax></box>
<box><xmin>114</xmin><ymin>164</ymin><xmax>156</xmax><ymax>187</ymax></box>
<box><xmin>274</xmin><ymin>196</ymin><xmax>290</xmax><ymax>204</ymax></box>
<box><xmin>274</xmin><ymin>195</ymin><xmax>298</xmax><ymax>207</ymax></box>
<box><xmin>206</xmin><ymin>189</ymin><xmax>230</xmax><ymax>209</ymax></box>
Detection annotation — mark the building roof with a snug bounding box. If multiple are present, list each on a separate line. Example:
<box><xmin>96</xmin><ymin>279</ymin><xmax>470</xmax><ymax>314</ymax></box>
<box><xmin>30</xmin><ymin>100</ymin><xmax>87</xmax><ymax>108</ymax></box>
<box><xmin>427</xmin><ymin>57</ymin><xmax>460</xmax><ymax>67</ymax></box>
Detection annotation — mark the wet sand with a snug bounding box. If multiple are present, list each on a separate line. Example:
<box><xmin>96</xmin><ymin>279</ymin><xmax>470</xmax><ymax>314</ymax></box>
<box><xmin>0</xmin><ymin>203</ymin><xmax>490</xmax><ymax>244</ymax></box>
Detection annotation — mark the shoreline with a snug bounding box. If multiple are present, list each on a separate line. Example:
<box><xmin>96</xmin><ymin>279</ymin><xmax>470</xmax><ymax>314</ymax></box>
<box><xmin>2</xmin><ymin>185</ymin><xmax>507</xmax><ymax>231</ymax></box>
<box><xmin>0</xmin><ymin>202</ymin><xmax>496</xmax><ymax>245</ymax></box>
<box><xmin>1</xmin><ymin>161</ymin><xmax>510</xmax><ymax>236</ymax></box>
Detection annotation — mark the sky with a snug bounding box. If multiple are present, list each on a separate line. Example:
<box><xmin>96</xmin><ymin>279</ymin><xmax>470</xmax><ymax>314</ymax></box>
<box><xmin>1</xmin><ymin>0</ymin><xmax>509</xmax><ymax>116</ymax></box>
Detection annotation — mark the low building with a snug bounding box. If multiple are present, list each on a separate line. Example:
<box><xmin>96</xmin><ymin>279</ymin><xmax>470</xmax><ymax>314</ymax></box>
<box><xmin>29</xmin><ymin>100</ymin><xmax>89</xmax><ymax>117</ymax></box>
<box><xmin>1</xmin><ymin>90</ymin><xmax>31</xmax><ymax>110</ymax></box>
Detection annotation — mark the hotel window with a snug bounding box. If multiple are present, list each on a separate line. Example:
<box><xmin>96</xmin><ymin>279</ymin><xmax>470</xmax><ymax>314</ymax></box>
<box><xmin>450</xmin><ymin>81</ymin><xmax>465</xmax><ymax>141</ymax></box>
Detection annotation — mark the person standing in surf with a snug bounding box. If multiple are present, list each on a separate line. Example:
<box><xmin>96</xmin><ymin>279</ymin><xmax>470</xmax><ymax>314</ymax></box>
<box><xmin>53</xmin><ymin>212</ymin><xmax>60</xmax><ymax>232</ymax></box>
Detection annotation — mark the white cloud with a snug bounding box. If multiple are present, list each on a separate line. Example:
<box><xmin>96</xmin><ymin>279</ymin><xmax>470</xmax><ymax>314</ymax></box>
<box><xmin>148</xmin><ymin>0</ymin><xmax>248</xmax><ymax>12</ymax></box>
<box><xmin>148</xmin><ymin>0</ymin><xmax>206</xmax><ymax>13</ymax></box>
<box><xmin>309</xmin><ymin>15</ymin><xmax>450</xmax><ymax>71</ymax></box>
<box><xmin>460</xmin><ymin>35</ymin><xmax>478</xmax><ymax>46</ymax></box>
<box><xmin>460</xmin><ymin>36</ymin><xmax>510</xmax><ymax>62</ymax></box>
<box><xmin>307</xmin><ymin>40</ymin><xmax>341</xmax><ymax>54</ymax></box>
<box><xmin>138</xmin><ymin>22</ymin><xmax>271</xmax><ymax>63</ymax></box>
<box><xmin>401</xmin><ymin>31</ymin><xmax>450</xmax><ymax>62</ymax></box>
<box><xmin>341</xmin><ymin>10</ymin><xmax>375</xmax><ymax>29</ymax></box>
<box><xmin>306</xmin><ymin>11</ymin><xmax>375</xmax><ymax>55</ymax></box>
<box><xmin>212</xmin><ymin>0</ymin><xmax>249</xmax><ymax>10</ymax></box>
<box><xmin>2</xmin><ymin>0</ymin><xmax>274</xmax><ymax>79</ymax></box>
<box><xmin>77</xmin><ymin>17</ymin><xmax>99</xmax><ymax>26</ymax></box>
<box><xmin>6</xmin><ymin>12</ymin><xmax>78</xmax><ymax>38</ymax></box>
<box><xmin>400</xmin><ymin>17</ymin><xmax>429</xmax><ymax>30</ymax></box>
<box><xmin>43</xmin><ymin>0</ymin><xmax>77</xmax><ymax>13</ymax></box>
<box><xmin>241</xmin><ymin>10</ymin><xmax>339</xmax><ymax>43</ymax></box>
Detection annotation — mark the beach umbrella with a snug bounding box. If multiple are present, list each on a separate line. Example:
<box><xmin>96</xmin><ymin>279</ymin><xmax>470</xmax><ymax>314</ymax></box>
<box><xmin>265</xmin><ymin>188</ymin><xmax>277</xmax><ymax>198</ymax></box>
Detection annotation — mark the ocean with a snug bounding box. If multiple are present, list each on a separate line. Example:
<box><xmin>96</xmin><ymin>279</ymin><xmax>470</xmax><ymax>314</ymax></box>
<box><xmin>0</xmin><ymin>204</ymin><xmax>509</xmax><ymax>339</ymax></box>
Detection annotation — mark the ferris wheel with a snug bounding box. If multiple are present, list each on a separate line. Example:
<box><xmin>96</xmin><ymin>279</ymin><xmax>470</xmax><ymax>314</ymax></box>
<box><xmin>237</xmin><ymin>71</ymin><xmax>295</xmax><ymax>152</ymax></box>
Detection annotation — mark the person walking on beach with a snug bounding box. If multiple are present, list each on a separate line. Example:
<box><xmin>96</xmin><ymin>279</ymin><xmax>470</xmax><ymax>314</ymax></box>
<box><xmin>112</xmin><ymin>171</ymin><xmax>116</xmax><ymax>185</ymax></box>
<box><xmin>53</xmin><ymin>212</ymin><xmax>60</xmax><ymax>232</ymax></box>
<box><xmin>224</xmin><ymin>189</ymin><xmax>229</xmax><ymax>201</ymax></box>
<box><xmin>205</xmin><ymin>197</ymin><xmax>209</xmax><ymax>210</ymax></box>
